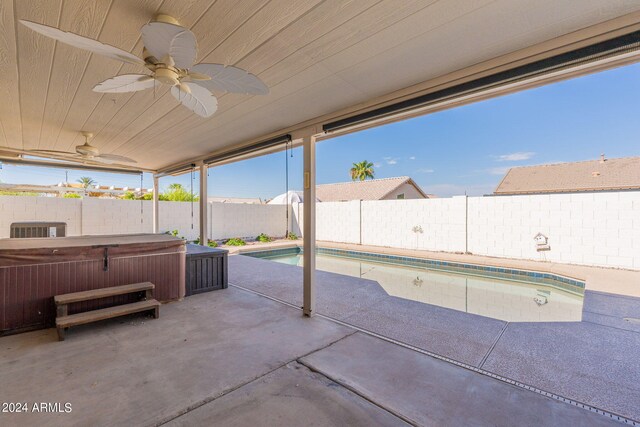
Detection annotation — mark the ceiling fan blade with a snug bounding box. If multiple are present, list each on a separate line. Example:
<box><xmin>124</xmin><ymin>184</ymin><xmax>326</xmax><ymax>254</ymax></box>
<box><xmin>93</xmin><ymin>74</ymin><xmax>155</xmax><ymax>93</ymax></box>
<box><xmin>20</xmin><ymin>20</ymin><xmax>144</xmax><ymax>66</ymax></box>
<box><xmin>141</xmin><ymin>21</ymin><xmax>197</xmax><ymax>69</ymax></box>
<box><xmin>83</xmin><ymin>155</ymin><xmax>115</xmax><ymax>164</ymax></box>
<box><xmin>189</xmin><ymin>64</ymin><xmax>268</xmax><ymax>95</ymax></box>
<box><xmin>28</xmin><ymin>149</ymin><xmax>76</xmax><ymax>155</ymax></box>
<box><xmin>95</xmin><ymin>153</ymin><xmax>137</xmax><ymax>164</ymax></box>
<box><xmin>170</xmin><ymin>83</ymin><xmax>217</xmax><ymax>118</ymax></box>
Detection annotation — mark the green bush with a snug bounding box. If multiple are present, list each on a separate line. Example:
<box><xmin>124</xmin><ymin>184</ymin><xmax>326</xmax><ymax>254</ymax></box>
<box><xmin>63</xmin><ymin>193</ymin><xmax>82</xmax><ymax>199</ymax></box>
<box><xmin>0</xmin><ymin>191</ymin><xmax>39</xmax><ymax>196</ymax></box>
<box><xmin>207</xmin><ymin>240</ymin><xmax>218</xmax><ymax>248</ymax></box>
<box><xmin>225</xmin><ymin>237</ymin><xmax>246</xmax><ymax>246</ymax></box>
<box><xmin>194</xmin><ymin>237</ymin><xmax>201</xmax><ymax>245</ymax></box>
<box><xmin>287</xmin><ymin>232</ymin><xmax>298</xmax><ymax>240</ymax></box>
<box><xmin>257</xmin><ymin>233</ymin><xmax>272</xmax><ymax>243</ymax></box>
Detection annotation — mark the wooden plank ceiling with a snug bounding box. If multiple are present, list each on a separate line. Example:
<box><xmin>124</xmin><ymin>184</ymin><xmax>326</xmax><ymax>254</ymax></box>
<box><xmin>1</xmin><ymin>0</ymin><xmax>639</xmax><ymax>171</ymax></box>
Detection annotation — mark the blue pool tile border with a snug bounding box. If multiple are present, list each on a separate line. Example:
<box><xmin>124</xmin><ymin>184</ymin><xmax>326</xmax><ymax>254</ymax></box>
<box><xmin>242</xmin><ymin>246</ymin><xmax>585</xmax><ymax>294</ymax></box>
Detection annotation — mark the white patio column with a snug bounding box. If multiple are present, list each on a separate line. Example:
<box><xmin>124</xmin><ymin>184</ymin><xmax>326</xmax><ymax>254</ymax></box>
<box><xmin>199</xmin><ymin>164</ymin><xmax>208</xmax><ymax>246</ymax></box>
<box><xmin>152</xmin><ymin>174</ymin><xmax>160</xmax><ymax>233</ymax></box>
<box><xmin>303</xmin><ymin>135</ymin><xmax>316</xmax><ymax>317</ymax></box>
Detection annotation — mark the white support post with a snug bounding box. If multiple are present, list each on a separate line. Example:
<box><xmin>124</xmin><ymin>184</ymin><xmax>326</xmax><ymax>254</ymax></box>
<box><xmin>199</xmin><ymin>164</ymin><xmax>208</xmax><ymax>246</ymax></box>
<box><xmin>303</xmin><ymin>135</ymin><xmax>316</xmax><ymax>317</ymax></box>
<box><xmin>152</xmin><ymin>174</ymin><xmax>160</xmax><ymax>233</ymax></box>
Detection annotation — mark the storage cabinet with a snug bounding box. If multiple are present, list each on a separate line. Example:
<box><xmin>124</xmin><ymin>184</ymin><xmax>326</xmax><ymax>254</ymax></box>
<box><xmin>185</xmin><ymin>244</ymin><xmax>228</xmax><ymax>296</ymax></box>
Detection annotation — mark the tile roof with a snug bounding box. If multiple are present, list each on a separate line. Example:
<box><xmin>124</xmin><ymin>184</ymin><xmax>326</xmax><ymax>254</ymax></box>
<box><xmin>494</xmin><ymin>156</ymin><xmax>640</xmax><ymax>195</ymax></box>
<box><xmin>316</xmin><ymin>176</ymin><xmax>427</xmax><ymax>201</ymax></box>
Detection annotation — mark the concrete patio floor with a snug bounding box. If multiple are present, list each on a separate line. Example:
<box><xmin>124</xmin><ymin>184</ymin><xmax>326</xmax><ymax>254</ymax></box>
<box><xmin>0</xmin><ymin>285</ymin><xmax>626</xmax><ymax>426</ymax></box>
<box><xmin>229</xmin><ymin>254</ymin><xmax>640</xmax><ymax>423</ymax></box>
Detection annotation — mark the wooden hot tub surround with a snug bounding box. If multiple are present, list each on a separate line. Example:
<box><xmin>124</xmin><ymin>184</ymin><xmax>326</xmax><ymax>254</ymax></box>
<box><xmin>0</xmin><ymin>234</ymin><xmax>185</xmax><ymax>335</ymax></box>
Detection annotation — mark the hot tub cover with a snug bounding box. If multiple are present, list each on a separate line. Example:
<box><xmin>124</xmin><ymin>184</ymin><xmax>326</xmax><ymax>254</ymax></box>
<box><xmin>0</xmin><ymin>233</ymin><xmax>185</xmax><ymax>266</ymax></box>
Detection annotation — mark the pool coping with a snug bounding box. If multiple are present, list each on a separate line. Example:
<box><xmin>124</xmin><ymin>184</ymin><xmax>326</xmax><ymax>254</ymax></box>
<box><xmin>229</xmin><ymin>240</ymin><xmax>640</xmax><ymax>298</ymax></box>
<box><xmin>241</xmin><ymin>246</ymin><xmax>586</xmax><ymax>295</ymax></box>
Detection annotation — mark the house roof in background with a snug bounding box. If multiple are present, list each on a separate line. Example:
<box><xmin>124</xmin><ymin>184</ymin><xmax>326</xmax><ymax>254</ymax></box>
<box><xmin>316</xmin><ymin>176</ymin><xmax>427</xmax><ymax>202</ymax></box>
<box><xmin>208</xmin><ymin>197</ymin><xmax>264</xmax><ymax>204</ymax></box>
<box><xmin>494</xmin><ymin>156</ymin><xmax>640</xmax><ymax>195</ymax></box>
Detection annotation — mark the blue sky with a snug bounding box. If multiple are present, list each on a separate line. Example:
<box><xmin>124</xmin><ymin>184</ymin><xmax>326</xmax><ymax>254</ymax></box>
<box><xmin>2</xmin><ymin>62</ymin><xmax>639</xmax><ymax>198</ymax></box>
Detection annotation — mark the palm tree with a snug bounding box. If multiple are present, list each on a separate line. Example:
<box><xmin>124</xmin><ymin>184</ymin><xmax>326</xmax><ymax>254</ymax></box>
<box><xmin>350</xmin><ymin>161</ymin><xmax>375</xmax><ymax>181</ymax></box>
<box><xmin>77</xmin><ymin>176</ymin><xmax>95</xmax><ymax>188</ymax></box>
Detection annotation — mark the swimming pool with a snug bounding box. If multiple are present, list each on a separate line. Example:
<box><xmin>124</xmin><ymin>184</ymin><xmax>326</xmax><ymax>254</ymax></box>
<box><xmin>243</xmin><ymin>247</ymin><xmax>584</xmax><ymax>323</ymax></box>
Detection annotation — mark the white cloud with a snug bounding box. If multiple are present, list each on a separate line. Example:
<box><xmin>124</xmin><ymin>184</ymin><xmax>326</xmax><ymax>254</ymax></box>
<box><xmin>487</xmin><ymin>166</ymin><xmax>511</xmax><ymax>176</ymax></box>
<box><xmin>374</xmin><ymin>162</ymin><xmax>382</xmax><ymax>168</ymax></box>
<box><xmin>495</xmin><ymin>152</ymin><xmax>535</xmax><ymax>162</ymax></box>
<box><xmin>416</xmin><ymin>168</ymin><xmax>434</xmax><ymax>173</ymax></box>
<box><xmin>409</xmin><ymin>156</ymin><xmax>416</xmax><ymax>160</ymax></box>
<box><xmin>383</xmin><ymin>156</ymin><xmax>398</xmax><ymax>165</ymax></box>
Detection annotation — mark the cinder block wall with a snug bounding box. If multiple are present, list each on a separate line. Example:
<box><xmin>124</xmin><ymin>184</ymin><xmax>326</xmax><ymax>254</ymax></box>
<box><xmin>158</xmin><ymin>200</ymin><xmax>200</xmax><ymax>241</ymax></box>
<box><xmin>361</xmin><ymin>197</ymin><xmax>467</xmax><ymax>252</ymax></box>
<box><xmin>1</xmin><ymin>191</ymin><xmax>639</xmax><ymax>269</ymax></box>
<box><xmin>467</xmin><ymin>192</ymin><xmax>640</xmax><ymax>269</ymax></box>
<box><xmin>210</xmin><ymin>202</ymin><xmax>287</xmax><ymax>240</ymax></box>
<box><xmin>81</xmin><ymin>198</ymin><xmax>152</xmax><ymax>236</ymax></box>
<box><xmin>316</xmin><ymin>201</ymin><xmax>360</xmax><ymax>243</ymax></box>
<box><xmin>295</xmin><ymin>191</ymin><xmax>640</xmax><ymax>270</ymax></box>
<box><xmin>0</xmin><ymin>196</ymin><xmax>82</xmax><ymax>236</ymax></box>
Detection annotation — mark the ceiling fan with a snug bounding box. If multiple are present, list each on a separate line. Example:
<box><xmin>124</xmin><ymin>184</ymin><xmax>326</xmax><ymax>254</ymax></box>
<box><xmin>19</xmin><ymin>14</ymin><xmax>269</xmax><ymax>118</ymax></box>
<box><xmin>26</xmin><ymin>132</ymin><xmax>137</xmax><ymax>164</ymax></box>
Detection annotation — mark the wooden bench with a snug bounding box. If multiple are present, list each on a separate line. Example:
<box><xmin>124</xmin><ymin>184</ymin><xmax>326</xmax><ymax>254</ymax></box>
<box><xmin>54</xmin><ymin>282</ymin><xmax>160</xmax><ymax>341</ymax></box>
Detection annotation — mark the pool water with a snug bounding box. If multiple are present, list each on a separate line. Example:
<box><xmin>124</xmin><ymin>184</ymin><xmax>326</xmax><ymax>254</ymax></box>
<box><xmin>247</xmin><ymin>250</ymin><xmax>584</xmax><ymax>323</ymax></box>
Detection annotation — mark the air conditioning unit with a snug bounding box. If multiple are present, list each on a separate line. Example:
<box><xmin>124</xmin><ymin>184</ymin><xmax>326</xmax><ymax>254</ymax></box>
<box><xmin>10</xmin><ymin>222</ymin><xmax>67</xmax><ymax>238</ymax></box>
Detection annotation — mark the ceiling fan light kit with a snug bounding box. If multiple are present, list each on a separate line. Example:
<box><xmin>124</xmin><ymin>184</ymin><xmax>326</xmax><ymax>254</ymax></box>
<box><xmin>19</xmin><ymin>14</ymin><xmax>269</xmax><ymax>119</ymax></box>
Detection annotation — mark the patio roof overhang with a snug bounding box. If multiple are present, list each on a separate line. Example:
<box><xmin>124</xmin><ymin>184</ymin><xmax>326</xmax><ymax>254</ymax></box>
<box><xmin>1</xmin><ymin>2</ymin><xmax>639</xmax><ymax>173</ymax></box>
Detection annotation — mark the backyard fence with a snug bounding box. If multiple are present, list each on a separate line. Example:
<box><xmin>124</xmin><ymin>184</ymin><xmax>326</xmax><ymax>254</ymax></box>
<box><xmin>292</xmin><ymin>191</ymin><xmax>640</xmax><ymax>270</ymax></box>
<box><xmin>1</xmin><ymin>191</ymin><xmax>638</xmax><ymax>269</ymax></box>
<box><xmin>0</xmin><ymin>197</ymin><xmax>286</xmax><ymax>242</ymax></box>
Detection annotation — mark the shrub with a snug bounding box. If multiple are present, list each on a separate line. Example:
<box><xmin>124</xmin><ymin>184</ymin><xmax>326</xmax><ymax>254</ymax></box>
<box><xmin>225</xmin><ymin>237</ymin><xmax>246</xmax><ymax>246</ymax></box>
<box><xmin>63</xmin><ymin>193</ymin><xmax>82</xmax><ymax>199</ymax></box>
<box><xmin>194</xmin><ymin>237</ymin><xmax>201</xmax><ymax>245</ymax></box>
<box><xmin>257</xmin><ymin>233</ymin><xmax>272</xmax><ymax>243</ymax></box>
<box><xmin>207</xmin><ymin>239</ymin><xmax>218</xmax><ymax>248</ymax></box>
<box><xmin>287</xmin><ymin>232</ymin><xmax>298</xmax><ymax>240</ymax></box>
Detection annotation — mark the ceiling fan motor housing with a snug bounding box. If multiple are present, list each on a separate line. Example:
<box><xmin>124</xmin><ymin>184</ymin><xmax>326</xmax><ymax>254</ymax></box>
<box><xmin>154</xmin><ymin>67</ymin><xmax>180</xmax><ymax>86</ymax></box>
<box><xmin>19</xmin><ymin>15</ymin><xmax>268</xmax><ymax>119</ymax></box>
<box><xmin>76</xmin><ymin>143</ymin><xmax>100</xmax><ymax>157</ymax></box>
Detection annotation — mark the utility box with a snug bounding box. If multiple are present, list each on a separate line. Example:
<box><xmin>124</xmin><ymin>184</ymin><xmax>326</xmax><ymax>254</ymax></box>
<box><xmin>185</xmin><ymin>244</ymin><xmax>228</xmax><ymax>296</ymax></box>
<box><xmin>10</xmin><ymin>222</ymin><xmax>66</xmax><ymax>238</ymax></box>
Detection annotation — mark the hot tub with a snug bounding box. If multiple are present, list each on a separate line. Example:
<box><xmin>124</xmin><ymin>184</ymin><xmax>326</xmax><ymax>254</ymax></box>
<box><xmin>0</xmin><ymin>233</ymin><xmax>185</xmax><ymax>335</ymax></box>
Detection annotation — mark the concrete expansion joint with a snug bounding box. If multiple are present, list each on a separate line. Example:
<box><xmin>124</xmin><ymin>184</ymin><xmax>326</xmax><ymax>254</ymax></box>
<box><xmin>154</xmin><ymin>361</ymin><xmax>293</xmax><ymax>427</ymax></box>
<box><xmin>296</xmin><ymin>358</ymin><xmax>419</xmax><ymax>427</ymax></box>
<box><xmin>479</xmin><ymin>322</ymin><xmax>510</xmax><ymax>369</ymax></box>
<box><xmin>228</xmin><ymin>281</ymin><xmax>639</xmax><ymax>426</ymax></box>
